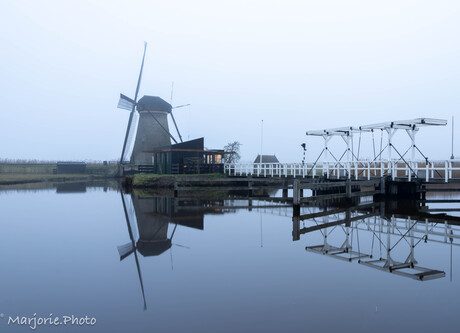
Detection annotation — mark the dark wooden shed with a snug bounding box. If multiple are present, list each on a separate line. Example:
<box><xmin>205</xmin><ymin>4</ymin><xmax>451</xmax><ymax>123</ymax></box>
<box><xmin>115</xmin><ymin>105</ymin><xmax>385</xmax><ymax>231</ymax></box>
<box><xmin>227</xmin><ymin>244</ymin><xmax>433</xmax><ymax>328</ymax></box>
<box><xmin>144</xmin><ymin>138</ymin><xmax>225</xmax><ymax>174</ymax></box>
<box><xmin>56</xmin><ymin>162</ymin><xmax>86</xmax><ymax>174</ymax></box>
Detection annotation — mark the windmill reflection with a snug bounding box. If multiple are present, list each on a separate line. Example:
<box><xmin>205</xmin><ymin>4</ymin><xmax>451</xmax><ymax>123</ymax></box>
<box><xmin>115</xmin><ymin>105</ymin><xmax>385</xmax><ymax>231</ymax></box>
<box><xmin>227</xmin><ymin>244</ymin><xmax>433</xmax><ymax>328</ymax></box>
<box><xmin>117</xmin><ymin>191</ymin><xmax>225</xmax><ymax>309</ymax></box>
<box><xmin>294</xmin><ymin>200</ymin><xmax>460</xmax><ymax>281</ymax></box>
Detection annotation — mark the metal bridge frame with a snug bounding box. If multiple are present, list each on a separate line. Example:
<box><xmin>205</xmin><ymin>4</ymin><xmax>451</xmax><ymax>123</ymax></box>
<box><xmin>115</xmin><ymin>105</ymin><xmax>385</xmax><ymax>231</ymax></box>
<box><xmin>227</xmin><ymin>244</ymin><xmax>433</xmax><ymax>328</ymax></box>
<box><xmin>298</xmin><ymin>205</ymin><xmax>454</xmax><ymax>281</ymax></box>
<box><xmin>224</xmin><ymin>118</ymin><xmax>459</xmax><ymax>182</ymax></box>
<box><xmin>305</xmin><ymin>118</ymin><xmax>447</xmax><ymax>180</ymax></box>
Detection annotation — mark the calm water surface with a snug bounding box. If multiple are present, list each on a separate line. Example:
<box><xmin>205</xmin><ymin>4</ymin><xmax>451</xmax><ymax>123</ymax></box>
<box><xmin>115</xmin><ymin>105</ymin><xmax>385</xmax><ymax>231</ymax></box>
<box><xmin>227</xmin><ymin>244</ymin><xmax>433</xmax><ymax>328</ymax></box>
<box><xmin>0</xmin><ymin>182</ymin><xmax>459</xmax><ymax>332</ymax></box>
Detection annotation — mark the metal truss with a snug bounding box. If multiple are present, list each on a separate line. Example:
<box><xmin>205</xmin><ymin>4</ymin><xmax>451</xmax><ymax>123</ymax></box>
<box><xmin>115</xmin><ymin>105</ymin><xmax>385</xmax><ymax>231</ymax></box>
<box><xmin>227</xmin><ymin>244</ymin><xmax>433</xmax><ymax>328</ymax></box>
<box><xmin>296</xmin><ymin>202</ymin><xmax>457</xmax><ymax>281</ymax></box>
<box><xmin>304</xmin><ymin>118</ymin><xmax>448</xmax><ymax>180</ymax></box>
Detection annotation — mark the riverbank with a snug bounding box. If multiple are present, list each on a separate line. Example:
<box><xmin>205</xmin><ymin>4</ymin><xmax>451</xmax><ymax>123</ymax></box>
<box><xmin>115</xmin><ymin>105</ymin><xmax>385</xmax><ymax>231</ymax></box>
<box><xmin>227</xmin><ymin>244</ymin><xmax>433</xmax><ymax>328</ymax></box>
<box><xmin>127</xmin><ymin>173</ymin><xmax>226</xmax><ymax>188</ymax></box>
<box><xmin>125</xmin><ymin>173</ymin><xmax>286</xmax><ymax>189</ymax></box>
<box><xmin>0</xmin><ymin>173</ymin><xmax>115</xmax><ymax>186</ymax></box>
<box><xmin>0</xmin><ymin>162</ymin><xmax>119</xmax><ymax>187</ymax></box>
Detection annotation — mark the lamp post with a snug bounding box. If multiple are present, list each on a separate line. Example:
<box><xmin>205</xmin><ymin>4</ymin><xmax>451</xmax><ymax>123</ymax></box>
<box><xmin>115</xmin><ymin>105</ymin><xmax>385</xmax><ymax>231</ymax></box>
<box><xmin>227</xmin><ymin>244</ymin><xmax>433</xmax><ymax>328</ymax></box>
<box><xmin>301</xmin><ymin>143</ymin><xmax>306</xmax><ymax>166</ymax></box>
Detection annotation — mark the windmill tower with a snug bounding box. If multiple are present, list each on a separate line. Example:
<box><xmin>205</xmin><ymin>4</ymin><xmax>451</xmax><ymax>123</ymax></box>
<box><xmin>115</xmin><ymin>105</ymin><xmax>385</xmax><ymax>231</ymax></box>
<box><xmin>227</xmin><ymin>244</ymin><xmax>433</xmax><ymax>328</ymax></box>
<box><xmin>131</xmin><ymin>96</ymin><xmax>172</xmax><ymax>165</ymax></box>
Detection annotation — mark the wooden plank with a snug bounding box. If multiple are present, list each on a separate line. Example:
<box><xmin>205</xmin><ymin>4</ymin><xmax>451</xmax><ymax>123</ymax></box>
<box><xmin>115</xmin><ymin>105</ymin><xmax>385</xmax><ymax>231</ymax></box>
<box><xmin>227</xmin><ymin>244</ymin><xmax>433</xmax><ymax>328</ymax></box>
<box><xmin>175</xmin><ymin>204</ymin><xmax>291</xmax><ymax>210</ymax></box>
<box><xmin>175</xmin><ymin>185</ymin><xmax>283</xmax><ymax>191</ymax></box>
<box><xmin>350</xmin><ymin>190</ymin><xmax>380</xmax><ymax>197</ymax></box>
<box><xmin>175</xmin><ymin>177</ymin><xmax>282</xmax><ymax>183</ymax></box>
<box><xmin>300</xmin><ymin>192</ymin><xmax>347</xmax><ymax>202</ymax></box>
<box><xmin>300</xmin><ymin>190</ymin><xmax>379</xmax><ymax>203</ymax></box>
<box><xmin>301</xmin><ymin>182</ymin><xmax>346</xmax><ymax>189</ymax></box>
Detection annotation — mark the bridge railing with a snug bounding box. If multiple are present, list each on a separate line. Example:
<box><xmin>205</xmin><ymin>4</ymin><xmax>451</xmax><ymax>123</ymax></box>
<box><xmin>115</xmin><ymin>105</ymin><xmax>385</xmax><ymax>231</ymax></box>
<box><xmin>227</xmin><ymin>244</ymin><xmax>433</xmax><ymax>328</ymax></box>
<box><xmin>224</xmin><ymin>160</ymin><xmax>460</xmax><ymax>182</ymax></box>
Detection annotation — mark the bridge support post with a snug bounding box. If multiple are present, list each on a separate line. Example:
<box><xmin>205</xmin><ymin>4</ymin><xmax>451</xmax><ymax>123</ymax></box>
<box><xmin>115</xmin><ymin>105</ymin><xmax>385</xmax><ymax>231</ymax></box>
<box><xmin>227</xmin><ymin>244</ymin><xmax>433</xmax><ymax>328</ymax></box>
<box><xmin>445</xmin><ymin>161</ymin><xmax>448</xmax><ymax>182</ymax></box>
<box><xmin>346</xmin><ymin>134</ymin><xmax>351</xmax><ymax>179</ymax></box>
<box><xmin>292</xmin><ymin>215</ymin><xmax>300</xmax><ymax>241</ymax></box>
<box><xmin>346</xmin><ymin>178</ymin><xmax>351</xmax><ymax>199</ymax></box>
<box><xmin>386</xmin><ymin>128</ymin><xmax>396</xmax><ymax>175</ymax></box>
<box><xmin>293</xmin><ymin>179</ymin><xmax>300</xmax><ymax>216</ymax></box>
<box><xmin>323</xmin><ymin>135</ymin><xmax>332</xmax><ymax>179</ymax></box>
<box><xmin>420</xmin><ymin>184</ymin><xmax>426</xmax><ymax>205</ymax></box>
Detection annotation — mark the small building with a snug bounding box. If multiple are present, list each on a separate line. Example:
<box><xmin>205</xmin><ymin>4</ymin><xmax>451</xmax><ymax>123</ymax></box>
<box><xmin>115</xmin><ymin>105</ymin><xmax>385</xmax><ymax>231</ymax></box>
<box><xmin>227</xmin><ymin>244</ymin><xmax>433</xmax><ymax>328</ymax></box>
<box><xmin>144</xmin><ymin>137</ymin><xmax>226</xmax><ymax>174</ymax></box>
<box><xmin>253</xmin><ymin>155</ymin><xmax>279</xmax><ymax>175</ymax></box>
<box><xmin>56</xmin><ymin>162</ymin><xmax>86</xmax><ymax>174</ymax></box>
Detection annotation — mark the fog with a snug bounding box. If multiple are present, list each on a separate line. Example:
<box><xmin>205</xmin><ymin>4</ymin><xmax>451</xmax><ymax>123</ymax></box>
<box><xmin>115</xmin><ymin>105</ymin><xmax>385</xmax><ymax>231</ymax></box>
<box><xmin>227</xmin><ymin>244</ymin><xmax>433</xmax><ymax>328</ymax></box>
<box><xmin>1</xmin><ymin>0</ymin><xmax>459</xmax><ymax>163</ymax></box>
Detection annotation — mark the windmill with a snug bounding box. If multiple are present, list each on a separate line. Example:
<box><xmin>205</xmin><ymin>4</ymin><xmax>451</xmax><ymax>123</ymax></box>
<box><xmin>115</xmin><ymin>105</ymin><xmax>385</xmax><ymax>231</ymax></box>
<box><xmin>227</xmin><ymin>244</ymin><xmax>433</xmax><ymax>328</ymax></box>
<box><xmin>117</xmin><ymin>193</ymin><xmax>189</xmax><ymax>309</ymax></box>
<box><xmin>117</xmin><ymin>45</ymin><xmax>190</xmax><ymax>169</ymax></box>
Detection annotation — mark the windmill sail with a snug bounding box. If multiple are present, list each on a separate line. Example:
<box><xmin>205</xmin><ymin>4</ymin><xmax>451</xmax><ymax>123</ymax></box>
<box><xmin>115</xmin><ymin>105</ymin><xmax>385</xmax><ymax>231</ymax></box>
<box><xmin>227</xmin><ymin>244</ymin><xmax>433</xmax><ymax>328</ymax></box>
<box><xmin>117</xmin><ymin>94</ymin><xmax>136</xmax><ymax>111</ymax></box>
<box><xmin>120</xmin><ymin>192</ymin><xmax>147</xmax><ymax>310</ymax></box>
<box><xmin>118</xmin><ymin>242</ymin><xmax>135</xmax><ymax>261</ymax></box>
<box><xmin>122</xmin><ymin>112</ymin><xmax>139</xmax><ymax>163</ymax></box>
<box><xmin>119</xmin><ymin>42</ymin><xmax>147</xmax><ymax>168</ymax></box>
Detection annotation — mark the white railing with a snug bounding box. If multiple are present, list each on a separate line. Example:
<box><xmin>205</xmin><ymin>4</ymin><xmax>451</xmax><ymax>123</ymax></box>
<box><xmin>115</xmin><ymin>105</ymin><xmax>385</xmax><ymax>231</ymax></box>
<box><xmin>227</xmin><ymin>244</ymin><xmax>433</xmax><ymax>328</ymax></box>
<box><xmin>224</xmin><ymin>160</ymin><xmax>460</xmax><ymax>182</ymax></box>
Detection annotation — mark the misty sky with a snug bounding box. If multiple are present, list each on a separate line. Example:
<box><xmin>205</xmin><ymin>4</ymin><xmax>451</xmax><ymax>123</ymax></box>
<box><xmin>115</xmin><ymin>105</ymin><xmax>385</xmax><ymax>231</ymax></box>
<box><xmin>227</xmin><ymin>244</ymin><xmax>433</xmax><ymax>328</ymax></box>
<box><xmin>1</xmin><ymin>0</ymin><xmax>459</xmax><ymax>163</ymax></box>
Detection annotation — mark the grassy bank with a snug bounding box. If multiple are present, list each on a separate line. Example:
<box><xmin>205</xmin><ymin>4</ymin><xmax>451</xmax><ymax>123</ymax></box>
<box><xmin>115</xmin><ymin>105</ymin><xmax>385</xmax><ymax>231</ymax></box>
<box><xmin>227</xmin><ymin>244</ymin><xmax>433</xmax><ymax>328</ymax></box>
<box><xmin>130</xmin><ymin>173</ymin><xmax>226</xmax><ymax>188</ymax></box>
<box><xmin>0</xmin><ymin>173</ymin><xmax>115</xmax><ymax>186</ymax></box>
<box><xmin>0</xmin><ymin>162</ymin><xmax>119</xmax><ymax>186</ymax></box>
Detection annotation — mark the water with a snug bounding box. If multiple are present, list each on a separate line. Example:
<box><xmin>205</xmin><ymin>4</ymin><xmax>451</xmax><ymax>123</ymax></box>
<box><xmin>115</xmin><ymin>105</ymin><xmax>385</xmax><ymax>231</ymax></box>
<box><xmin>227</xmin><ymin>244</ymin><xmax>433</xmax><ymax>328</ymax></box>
<box><xmin>0</xmin><ymin>182</ymin><xmax>459</xmax><ymax>332</ymax></box>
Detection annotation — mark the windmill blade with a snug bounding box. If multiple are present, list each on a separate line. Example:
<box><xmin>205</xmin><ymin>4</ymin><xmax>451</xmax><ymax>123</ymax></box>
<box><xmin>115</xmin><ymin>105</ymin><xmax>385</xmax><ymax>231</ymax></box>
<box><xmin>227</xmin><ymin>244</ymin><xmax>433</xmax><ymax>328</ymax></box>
<box><xmin>172</xmin><ymin>104</ymin><xmax>191</xmax><ymax>109</ymax></box>
<box><xmin>122</xmin><ymin>112</ymin><xmax>139</xmax><ymax>162</ymax></box>
<box><xmin>173</xmin><ymin>243</ymin><xmax>191</xmax><ymax>249</ymax></box>
<box><xmin>170</xmin><ymin>224</ymin><xmax>178</xmax><ymax>240</ymax></box>
<box><xmin>169</xmin><ymin>82</ymin><xmax>185</xmax><ymax>143</ymax></box>
<box><xmin>120</xmin><ymin>192</ymin><xmax>147</xmax><ymax>310</ymax></box>
<box><xmin>117</xmin><ymin>242</ymin><xmax>135</xmax><ymax>261</ymax></box>
<box><xmin>121</xmin><ymin>192</ymin><xmax>137</xmax><ymax>248</ymax></box>
<box><xmin>133</xmin><ymin>248</ymin><xmax>147</xmax><ymax>310</ymax></box>
<box><xmin>170</xmin><ymin>246</ymin><xmax>174</xmax><ymax>271</ymax></box>
<box><xmin>119</xmin><ymin>42</ymin><xmax>147</xmax><ymax>167</ymax></box>
<box><xmin>170</xmin><ymin>81</ymin><xmax>174</xmax><ymax>105</ymax></box>
<box><xmin>133</xmin><ymin>42</ymin><xmax>147</xmax><ymax>103</ymax></box>
<box><xmin>117</xmin><ymin>94</ymin><xmax>136</xmax><ymax>111</ymax></box>
<box><xmin>170</xmin><ymin>112</ymin><xmax>183</xmax><ymax>143</ymax></box>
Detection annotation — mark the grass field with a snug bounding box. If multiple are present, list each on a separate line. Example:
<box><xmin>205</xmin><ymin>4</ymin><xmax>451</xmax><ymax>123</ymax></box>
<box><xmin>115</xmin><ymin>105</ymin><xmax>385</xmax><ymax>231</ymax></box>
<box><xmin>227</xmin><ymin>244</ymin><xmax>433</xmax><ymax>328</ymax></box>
<box><xmin>0</xmin><ymin>162</ymin><xmax>119</xmax><ymax>185</ymax></box>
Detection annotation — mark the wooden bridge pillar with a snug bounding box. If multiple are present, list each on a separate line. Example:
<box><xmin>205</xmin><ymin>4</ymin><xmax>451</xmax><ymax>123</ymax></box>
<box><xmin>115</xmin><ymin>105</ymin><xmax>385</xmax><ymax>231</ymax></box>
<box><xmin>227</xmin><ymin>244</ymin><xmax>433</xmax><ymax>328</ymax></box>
<box><xmin>282</xmin><ymin>188</ymin><xmax>288</xmax><ymax>198</ymax></box>
<box><xmin>293</xmin><ymin>180</ymin><xmax>300</xmax><ymax>216</ymax></box>
<box><xmin>292</xmin><ymin>216</ymin><xmax>300</xmax><ymax>241</ymax></box>
<box><xmin>346</xmin><ymin>179</ymin><xmax>351</xmax><ymax>199</ymax></box>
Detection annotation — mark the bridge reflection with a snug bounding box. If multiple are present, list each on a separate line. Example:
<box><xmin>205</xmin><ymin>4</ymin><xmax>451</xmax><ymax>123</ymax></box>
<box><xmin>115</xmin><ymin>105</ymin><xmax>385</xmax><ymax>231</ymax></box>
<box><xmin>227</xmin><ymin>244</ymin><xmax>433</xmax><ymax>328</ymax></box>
<box><xmin>293</xmin><ymin>198</ymin><xmax>460</xmax><ymax>281</ymax></box>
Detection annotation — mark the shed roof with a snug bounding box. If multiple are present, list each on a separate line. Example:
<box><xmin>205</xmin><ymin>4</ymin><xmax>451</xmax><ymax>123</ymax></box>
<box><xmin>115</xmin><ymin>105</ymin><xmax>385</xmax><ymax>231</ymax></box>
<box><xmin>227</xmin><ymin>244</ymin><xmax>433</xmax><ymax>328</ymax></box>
<box><xmin>137</xmin><ymin>96</ymin><xmax>172</xmax><ymax>112</ymax></box>
<box><xmin>254</xmin><ymin>155</ymin><xmax>279</xmax><ymax>163</ymax></box>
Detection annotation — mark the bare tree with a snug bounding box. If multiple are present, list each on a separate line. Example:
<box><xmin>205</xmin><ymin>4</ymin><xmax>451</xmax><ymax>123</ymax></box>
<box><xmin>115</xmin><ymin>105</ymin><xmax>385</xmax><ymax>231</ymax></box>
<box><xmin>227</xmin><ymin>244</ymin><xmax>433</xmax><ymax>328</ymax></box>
<box><xmin>224</xmin><ymin>141</ymin><xmax>241</xmax><ymax>164</ymax></box>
